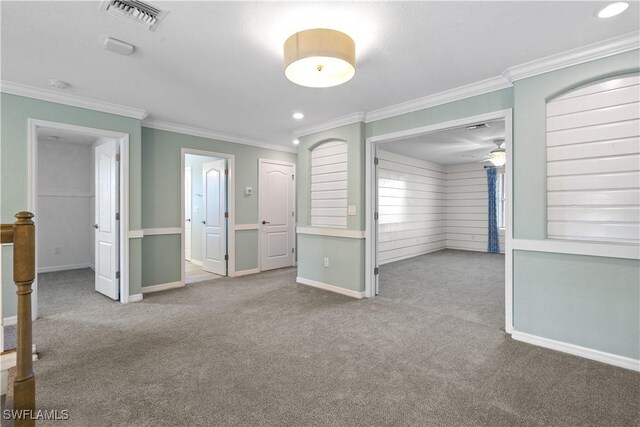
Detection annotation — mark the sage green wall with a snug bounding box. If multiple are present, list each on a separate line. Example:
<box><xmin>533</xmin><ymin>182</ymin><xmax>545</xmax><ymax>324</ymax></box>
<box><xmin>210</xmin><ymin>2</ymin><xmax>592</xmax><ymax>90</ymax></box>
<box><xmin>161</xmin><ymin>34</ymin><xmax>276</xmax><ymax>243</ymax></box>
<box><xmin>140</xmin><ymin>127</ymin><xmax>295</xmax><ymax>287</ymax></box>
<box><xmin>1</xmin><ymin>93</ymin><xmax>143</xmax><ymax>318</ymax></box>
<box><xmin>297</xmin><ymin>122</ymin><xmax>366</xmax><ymax>291</ymax></box>
<box><xmin>512</xmin><ymin>50</ymin><xmax>640</xmax><ymax>358</ymax></box>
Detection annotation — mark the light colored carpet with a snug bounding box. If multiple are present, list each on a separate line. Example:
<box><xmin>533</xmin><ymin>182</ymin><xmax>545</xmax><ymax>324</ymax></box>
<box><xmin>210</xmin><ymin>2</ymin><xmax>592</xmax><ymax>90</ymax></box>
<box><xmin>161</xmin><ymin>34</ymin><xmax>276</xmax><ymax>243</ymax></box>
<box><xmin>1</xmin><ymin>262</ymin><xmax>638</xmax><ymax>426</ymax></box>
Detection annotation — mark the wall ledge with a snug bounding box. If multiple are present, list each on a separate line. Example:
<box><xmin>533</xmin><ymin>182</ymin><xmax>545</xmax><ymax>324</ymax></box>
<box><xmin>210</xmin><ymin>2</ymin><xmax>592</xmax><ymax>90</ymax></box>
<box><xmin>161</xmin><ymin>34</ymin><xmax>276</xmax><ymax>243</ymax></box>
<box><xmin>296</xmin><ymin>276</ymin><xmax>364</xmax><ymax>299</ymax></box>
<box><xmin>511</xmin><ymin>330</ymin><xmax>639</xmax><ymax>372</ymax></box>
<box><xmin>512</xmin><ymin>238</ymin><xmax>639</xmax><ymax>260</ymax></box>
<box><xmin>297</xmin><ymin>227</ymin><xmax>365</xmax><ymax>239</ymax></box>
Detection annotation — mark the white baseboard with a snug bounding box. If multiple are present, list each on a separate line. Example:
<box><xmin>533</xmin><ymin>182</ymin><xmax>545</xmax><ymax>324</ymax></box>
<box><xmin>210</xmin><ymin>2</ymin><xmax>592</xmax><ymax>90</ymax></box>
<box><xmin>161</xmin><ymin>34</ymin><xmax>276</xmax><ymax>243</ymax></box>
<box><xmin>296</xmin><ymin>276</ymin><xmax>364</xmax><ymax>299</ymax></box>
<box><xmin>511</xmin><ymin>330</ymin><xmax>640</xmax><ymax>372</ymax></box>
<box><xmin>189</xmin><ymin>259</ymin><xmax>203</xmax><ymax>266</ymax></box>
<box><xmin>128</xmin><ymin>293</ymin><xmax>143</xmax><ymax>302</ymax></box>
<box><xmin>2</xmin><ymin>316</ymin><xmax>16</xmax><ymax>326</ymax></box>
<box><xmin>38</xmin><ymin>263</ymin><xmax>92</xmax><ymax>273</ymax></box>
<box><xmin>141</xmin><ymin>281</ymin><xmax>184</xmax><ymax>294</ymax></box>
<box><xmin>235</xmin><ymin>268</ymin><xmax>260</xmax><ymax>277</ymax></box>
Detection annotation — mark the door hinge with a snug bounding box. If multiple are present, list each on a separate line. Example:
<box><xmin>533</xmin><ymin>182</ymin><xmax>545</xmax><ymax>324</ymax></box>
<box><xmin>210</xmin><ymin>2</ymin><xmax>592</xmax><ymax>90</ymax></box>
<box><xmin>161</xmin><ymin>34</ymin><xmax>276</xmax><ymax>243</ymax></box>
<box><xmin>374</xmin><ymin>267</ymin><xmax>379</xmax><ymax>275</ymax></box>
<box><xmin>225</xmin><ymin>169</ymin><xmax>229</xmax><ymax>176</ymax></box>
<box><xmin>224</xmin><ymin>212</ymin><xmax>229</xmax><ymax>218</ymax></box>
<box><xmin>292</xmin><ymin>247</ymin><xmax>295</xmax><ymax>254</ymax></box>
<box><xmin>116</xmin><ymin>212</ymin><xmax>120</xmax><ymax>221</ymax></box>
<box><xmin>116</xmin><ymin>271</ymin><xmax>121</xmax><ymax>279</ymax></box>
<box><xmin>374</xmin><ymin>157</ymin><xmax>379</xmax><ymax>165</ymax></box>
<box><xmin>116</xmin><ymin>153</ymin><xmax>121</xmax><ymax>161</ymax></box>
<box><xmin>292</xmin><ymin>174</ymin><xmax>295</xmax><ymax>180</ymax></box>
<box><xmin>374</xmin><ymin>212</ymin><xmax>379</xmax><ymax>220</ymax></box>
<box><xmin>292</xmin><ymin>211</ymin><xmax>295</xmax><ymax>217</ymax></box>
<box><xmin>224</xmin><ymin>254</ymin><xmax>229</xmax><ymax>261</ymax></box>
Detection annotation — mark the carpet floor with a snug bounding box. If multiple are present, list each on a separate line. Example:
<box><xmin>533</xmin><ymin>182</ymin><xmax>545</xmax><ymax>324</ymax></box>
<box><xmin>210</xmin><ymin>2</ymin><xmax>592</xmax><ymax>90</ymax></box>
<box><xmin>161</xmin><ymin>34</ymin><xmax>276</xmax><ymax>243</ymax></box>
<box><xmin>2</xmin><ymin>257</ymin><xmax>638</xmax><ymax>426</ymax></box>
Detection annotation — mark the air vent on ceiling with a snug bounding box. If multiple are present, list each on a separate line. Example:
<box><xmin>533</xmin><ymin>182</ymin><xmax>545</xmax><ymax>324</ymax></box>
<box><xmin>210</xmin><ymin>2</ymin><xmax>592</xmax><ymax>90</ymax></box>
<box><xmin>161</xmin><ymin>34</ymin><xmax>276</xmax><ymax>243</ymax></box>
<box><xmin>100</xmin><ymin>0</ymin><xmax>167</xmax><ymax>31</ymax></box>
<box><xmin>466</xmin><ymin>123</ymin><xmax>489</xmax><ymax>130</ymax></box>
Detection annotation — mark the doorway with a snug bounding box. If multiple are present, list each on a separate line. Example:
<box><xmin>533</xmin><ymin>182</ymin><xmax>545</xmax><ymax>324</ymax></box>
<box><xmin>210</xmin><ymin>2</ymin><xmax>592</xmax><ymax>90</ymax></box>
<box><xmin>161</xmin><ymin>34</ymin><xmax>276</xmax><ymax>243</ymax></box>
<box><xmin>181</xmin><ymin>149</ymin><xmax>236</xmax><ymax>284</ymax></box>
<box><xmin>365</xmin><ymin>110</ymin><xmax>513</xmax><ymax>333</ymax></box>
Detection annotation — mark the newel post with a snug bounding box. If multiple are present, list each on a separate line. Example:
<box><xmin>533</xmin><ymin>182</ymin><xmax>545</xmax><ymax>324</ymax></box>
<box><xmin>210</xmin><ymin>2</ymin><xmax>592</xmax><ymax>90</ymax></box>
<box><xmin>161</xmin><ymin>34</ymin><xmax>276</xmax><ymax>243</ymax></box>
<box><xmin>13</xmin><ymin>211</ymin><xmax>36</xmax><ymax>426</ymax></box>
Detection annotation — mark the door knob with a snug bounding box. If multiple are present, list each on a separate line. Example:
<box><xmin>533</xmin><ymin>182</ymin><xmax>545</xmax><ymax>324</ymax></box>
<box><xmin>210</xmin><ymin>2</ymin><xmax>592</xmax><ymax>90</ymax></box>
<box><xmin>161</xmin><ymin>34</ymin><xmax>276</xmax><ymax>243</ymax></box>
<box><xmin>186</xmin><ymin>218</ymin><xmax>191</xmax><ymax>222</ymax></box>
<box><xmin>262</xmin><ymin>220</ymin><xmax>270</xmax><ymax>225</ymax></box>
<box><xmin>94</xmin><ymin>224</ymin><xmax>99</xmax><ymax>229</ymax></box>
<box><xmin>201</xmin><ymin>221</ymin><xmax>206</xmax><ymax>224</ymax></box>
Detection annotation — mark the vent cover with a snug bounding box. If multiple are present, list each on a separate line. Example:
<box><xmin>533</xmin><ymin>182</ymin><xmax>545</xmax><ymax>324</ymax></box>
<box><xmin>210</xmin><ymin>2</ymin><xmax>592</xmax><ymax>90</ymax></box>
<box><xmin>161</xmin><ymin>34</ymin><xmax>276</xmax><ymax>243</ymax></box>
<box><xmin>466</xmin><ymin>123</ymin><xmax>489</xmax><ymax>130</ymax></box>
<box><xmin>101</xmin><ymin>0</ymin><xmax>167</xmax><ymax>31</ymax></box>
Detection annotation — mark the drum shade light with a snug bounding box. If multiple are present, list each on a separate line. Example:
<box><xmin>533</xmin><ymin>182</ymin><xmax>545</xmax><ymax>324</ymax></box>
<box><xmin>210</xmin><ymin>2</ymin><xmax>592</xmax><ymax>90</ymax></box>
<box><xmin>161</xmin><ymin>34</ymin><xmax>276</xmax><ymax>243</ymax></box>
<box><xmin>284</xmin><ymin>29</ymin><xmax>356</xmax><ymax>88</ymax></box>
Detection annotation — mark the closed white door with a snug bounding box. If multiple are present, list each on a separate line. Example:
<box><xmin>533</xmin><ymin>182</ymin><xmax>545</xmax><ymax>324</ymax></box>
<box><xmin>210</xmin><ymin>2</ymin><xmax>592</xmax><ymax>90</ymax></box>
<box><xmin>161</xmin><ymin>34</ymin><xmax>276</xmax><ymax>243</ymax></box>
<box><xmin>259</xmin><ymin>160</ymin><xmax>295</xmax><ymax>271</ymax></box>
<box><xmin>185</xmin><ymin>166</ymin><xmax>192</xmax><ymax>261</ymax></box>
<box><xmin>202</xmin><ymin>159</ymin><xmax>227</xmax><ymax>276</ymax></box>
<box><xmin>94</xmin><ymin>140</ymin><xmax>119</xmax><ymax>300</ymax></box>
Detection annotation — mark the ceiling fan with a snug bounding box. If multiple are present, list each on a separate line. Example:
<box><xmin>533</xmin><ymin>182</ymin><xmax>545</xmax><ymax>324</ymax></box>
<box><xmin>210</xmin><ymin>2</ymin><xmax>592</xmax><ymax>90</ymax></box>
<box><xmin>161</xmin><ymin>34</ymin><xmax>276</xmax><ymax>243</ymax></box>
<box><xmin>481</xmin><ymin>139</ymin><xmax>506</xmax><ymax>167</ymax></box>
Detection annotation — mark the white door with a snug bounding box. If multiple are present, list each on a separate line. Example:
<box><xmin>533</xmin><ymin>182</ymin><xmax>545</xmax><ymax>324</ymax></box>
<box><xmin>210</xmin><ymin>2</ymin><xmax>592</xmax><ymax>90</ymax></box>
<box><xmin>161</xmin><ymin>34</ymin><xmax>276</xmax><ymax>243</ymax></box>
<box><xmin>94</xmin><ymin>140</ymin><xmax>119</xmax><ymax>300</ymax></box>
<box><xmin>259</xmin><ymin>160</ymin><xmax>295</xmax><ymax>271</ymax></box>
<box><xmin>202</xmin><ymin>159</ymin><xmax>227</xmax><ymax>276</ymax></box>
<box><xmin>185</xmin><ymin>166</ymin><xmax>192</xmax><ymax>261</ymax></box>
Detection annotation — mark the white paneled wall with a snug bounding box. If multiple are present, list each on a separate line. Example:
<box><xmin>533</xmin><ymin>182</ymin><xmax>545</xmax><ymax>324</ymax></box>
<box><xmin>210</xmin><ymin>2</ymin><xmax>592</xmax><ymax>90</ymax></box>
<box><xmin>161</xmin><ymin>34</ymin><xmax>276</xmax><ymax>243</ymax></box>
<box><xmin>377</xmin><ymin>150</ymin><xmax>447</xmax><ymax>264</ymax></box>
<box><xmin>446</xmin><ymin>163</ymin><xmax>505</xmax><ymax>252</ymax></box>
<box><xmin>546</xmin><ymin>74</ymin><xmax>640</xmax><ymax>244</ymax></box>
<box><xmin>377</xmin><ymin>150</ymin><xmax>505</xmax><ymax>264</ymax></box>
<box><xmin>311</xmin><ymin>140</ymin><xmax>348</xmax><ymax>228</ymax></box>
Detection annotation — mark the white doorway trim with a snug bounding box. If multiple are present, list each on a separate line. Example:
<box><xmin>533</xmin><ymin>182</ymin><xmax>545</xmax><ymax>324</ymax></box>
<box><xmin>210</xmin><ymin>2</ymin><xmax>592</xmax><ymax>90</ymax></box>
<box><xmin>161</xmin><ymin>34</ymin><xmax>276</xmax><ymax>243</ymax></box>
<box><xmin>257</xmin><ymin>159</ymin><xmax>297</xmax><ymax>271</ymax></box>
<box><xmin>364</xmin><ymin>109</ymin><xmax>514</xmax><ymax>334</ymax></box>
<box><xmin>27</xmin><ymin>119</ymin><xmax>131</xmax><ymax>316</ymax></box>
<box><xmin>180</xmin><ymin>148</ymin><xmax>236</xmax><ymax>284</ymax></box>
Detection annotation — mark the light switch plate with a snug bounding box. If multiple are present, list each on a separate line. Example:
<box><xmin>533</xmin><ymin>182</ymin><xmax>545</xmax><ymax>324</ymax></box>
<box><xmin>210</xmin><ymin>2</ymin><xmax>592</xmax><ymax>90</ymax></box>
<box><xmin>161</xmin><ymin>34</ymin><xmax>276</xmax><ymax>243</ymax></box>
<box><xmin>348</xmin><ymin>205</ymin><xmax>356</xmax><ymax>216</ymax></box>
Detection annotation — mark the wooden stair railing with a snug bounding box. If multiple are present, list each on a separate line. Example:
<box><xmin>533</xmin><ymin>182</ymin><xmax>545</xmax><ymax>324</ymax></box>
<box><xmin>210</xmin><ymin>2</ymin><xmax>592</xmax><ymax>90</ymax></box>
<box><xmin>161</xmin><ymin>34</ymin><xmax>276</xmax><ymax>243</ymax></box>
<box><xmin>1</xmin><ymin>211</ymin><xmax>36</xmax><ymax>426</ymax></box>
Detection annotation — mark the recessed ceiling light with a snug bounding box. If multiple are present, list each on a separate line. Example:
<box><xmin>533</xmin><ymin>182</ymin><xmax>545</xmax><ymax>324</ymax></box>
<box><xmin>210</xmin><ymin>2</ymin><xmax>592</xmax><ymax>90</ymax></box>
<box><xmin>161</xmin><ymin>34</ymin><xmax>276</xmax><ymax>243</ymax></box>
<box><xmin>48</xmin><ymin>79</ymin><xmax>69</xmax><ymax>90</ymax></box>
<box><xmin>597</xmin><ymin>2</ymin><xmax>629</xmax><ymax>18</ymax></box>
<box><xmin>292</xmin><ymin>112</ymin><xmax>304</xmax><ymax>120</ymax></box>
<box><xmin>292</xmin><ymin>139</ymin><xmax>300</xmax><ymax>145</ymax></box>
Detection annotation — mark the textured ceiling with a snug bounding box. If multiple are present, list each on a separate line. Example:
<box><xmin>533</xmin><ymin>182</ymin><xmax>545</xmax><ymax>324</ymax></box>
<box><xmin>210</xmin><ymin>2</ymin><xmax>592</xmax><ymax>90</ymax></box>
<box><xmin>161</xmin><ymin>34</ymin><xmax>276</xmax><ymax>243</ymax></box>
<box><xmin>2</xmin><ymin>1</ymin><xmax>639</xmax><ymax>150</ymax></box>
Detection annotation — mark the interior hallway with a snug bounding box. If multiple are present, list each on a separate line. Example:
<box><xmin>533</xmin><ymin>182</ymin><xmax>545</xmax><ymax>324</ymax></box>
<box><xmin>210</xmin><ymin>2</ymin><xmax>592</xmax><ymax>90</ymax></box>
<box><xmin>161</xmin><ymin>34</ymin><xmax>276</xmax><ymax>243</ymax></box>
<box><xmin>185</xmin><ymin>261</ymin><xmax>221</xmax><ymax>284</ymax></box>
<box><xmin>2</xmin><ymin>268</ymin><xmax>637</xmax><ymax>426</ymax></box>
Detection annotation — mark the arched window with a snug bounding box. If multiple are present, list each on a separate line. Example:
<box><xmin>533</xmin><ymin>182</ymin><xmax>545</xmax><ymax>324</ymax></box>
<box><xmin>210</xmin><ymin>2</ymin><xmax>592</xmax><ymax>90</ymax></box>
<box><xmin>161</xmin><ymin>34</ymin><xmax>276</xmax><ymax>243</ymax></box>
<box><xmin>310</xmin><ymin>140</ymin><xmax>348</xmax><ymax>228</ymax></box>
<box><xmin>546</xmin><ymin>73</ymin><xmax>639</xmax><ymax>244</ymax></box>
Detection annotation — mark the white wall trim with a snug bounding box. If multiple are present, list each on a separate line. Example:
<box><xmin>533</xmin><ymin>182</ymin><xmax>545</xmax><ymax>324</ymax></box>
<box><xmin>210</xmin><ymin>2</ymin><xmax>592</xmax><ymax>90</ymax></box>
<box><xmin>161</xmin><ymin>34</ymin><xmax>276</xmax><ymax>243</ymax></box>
<box><xmin>128</xmin><ymin>230</ymin><xmax>144</xmax><ymax>239</ymax></box>
<box><xmin>235</xmin><ymin>268</ymin><xmax>261</xmax><ymax>277</ymax></box>
<box><xmin>297</xmin><ymin>227</ymin><xmax>365</xmax><ymax>239</ymax></box>
<box><xmin>141</xmin><ymin>281</ymin><xmax>184</xmax><ymax>294</ymax></box>
<box><xmin>38</xmin><ymin>189</ymin><xmax>94</xmax><ymax>198</ymax></box>
<box><xmin>512</xmin><ymin>239</ymin><xmax>639</xmax><ymax>260</ymax></box>
<box><xmin>503</xmin><ymin>30</ymin><xmax>640</xmax><ymax>82</ymax></box>
<box><xmin>143</xmin><ymin>119</ymin><xmax>297</xmax><ymax>154</ymax></box>
<box><xmin>128</xmin><ymin>293</ymin><xmax>143</xmax><ymax>302</ymax></box>
<box><xmin>189</xmin><ymin>259</ymin><xmax>203</xmax><ymax>266</ymax></box>
<box><xmin>294</xmin><ymin>112</ymin><xmax>366</xmax><ymax>138</ymax></box>
<box><xmin>38</xmin><ymin>263</ymin><xmax>92</xmax><ymax>273</ymax></box>
<box><xmin>143</xmin><ymin>227</ymin><xmax>182</xmax><ymax>236</ymax></box>
<box><xmin>511</xmin><ymin>330</ymin><xmax>640</xmax><ymax>372</ymax></box>
<box><xmin>365</xmin><ymin>76</ymin><xmax>512</xmax><ymax>123</ymax></box>
<box><xmin>235</xmin><ymin>223</ymin><xmax>259</xmax><ymax>231</ymax></box>
<box><xmin>2</xmin><ymin>81</ymin><xmax>148</xmax><ymax>120</ymax></box>
<box><xmin>2</xmin><ymin>316</ymin><xmax>17</xmax><ymax>326</ymax></box>
<box><xmin>296</xmin><ymin>276</ymin><xmax>364</xmax><ymax>299</ymax></box>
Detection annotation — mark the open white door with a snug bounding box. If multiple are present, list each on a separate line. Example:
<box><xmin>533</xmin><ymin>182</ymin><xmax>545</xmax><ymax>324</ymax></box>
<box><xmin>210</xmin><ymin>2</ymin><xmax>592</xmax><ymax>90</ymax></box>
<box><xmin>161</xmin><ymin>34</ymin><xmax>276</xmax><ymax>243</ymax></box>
<box><xmin>202</xmin><ymin>159</ymin><xmax>227</xmax><ymax>276</ymax></box>
<box><xmin>94</xmin><ymin>140</ymin><xmax>119</xmax><ymax>300</ymax></box>
<box><xmin>185</xmin><ymin>166</ymin><xmax>192</xmax><ymax>261</ymax></box>
<box><xmin>259</xmin><ymin>160</ymin><xmax>295</xmax><ymax>271</ymax></box>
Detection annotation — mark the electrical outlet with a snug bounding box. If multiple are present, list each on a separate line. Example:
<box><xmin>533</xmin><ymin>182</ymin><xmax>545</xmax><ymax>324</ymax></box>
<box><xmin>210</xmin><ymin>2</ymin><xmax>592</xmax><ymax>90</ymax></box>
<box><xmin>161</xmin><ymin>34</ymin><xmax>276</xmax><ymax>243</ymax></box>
<box><xmin>323</xmin><ymin>257</ymin><xmax>329</xmax><ymax>267</ymax></box>
<box><xmin>55</xmin><ymin>247</ymin><xmax>62</xmax><ymax>255</ymax></box>
<box><xmin>348</xmin><ymin>205</ymin><xmax>356</xmax><ymax>216</ymax></box>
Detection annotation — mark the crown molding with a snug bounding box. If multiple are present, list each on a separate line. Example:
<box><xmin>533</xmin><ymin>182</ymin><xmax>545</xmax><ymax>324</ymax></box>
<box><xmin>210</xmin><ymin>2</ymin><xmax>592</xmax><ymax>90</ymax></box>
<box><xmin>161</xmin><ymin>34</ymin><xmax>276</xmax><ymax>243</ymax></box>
<box><xmin>503</xmin><ymin>30</ymin><xmax>640</xmax><ymax>83</ymax></box>
<box><xmin>294</xmin><ymin>112</ymin><xmax>366</xmax><ymax>138</ymax></box>
<box><xmin>364</xmin><ymin>75</ymin><xmax>512</xmax><ymax>124</ymax></box>
<box><xmin>0</xmin><ymin>80</ymin><xmax>149</xmax><ymax>120</ymax></box>
<box><xmin>142</xmin><ymin>119</ymin><xmax>297</xmax><ymax>153</ymax></box>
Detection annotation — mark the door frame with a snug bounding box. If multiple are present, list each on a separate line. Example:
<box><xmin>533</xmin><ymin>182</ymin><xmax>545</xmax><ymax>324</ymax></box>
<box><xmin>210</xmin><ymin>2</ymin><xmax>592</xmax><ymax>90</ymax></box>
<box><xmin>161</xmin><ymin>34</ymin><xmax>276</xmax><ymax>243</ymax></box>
<box><xmin>364</xmin><ymin>109</ymin><xmax>514</xmax><ymax>334</ymax></box>
<box><xmin>27</xmin><ymin>119</ymin><xmax>131</xmax><ymax>316</ymax></box>
<box><xmin>258</xmin><ymin>159</ymin><xmax>297</xmax><ymax>271</ymax></box>
<box><xmin>180</xmin><ymin>148</ymin><xmax>236</xmax><ymax>284</ymax></box>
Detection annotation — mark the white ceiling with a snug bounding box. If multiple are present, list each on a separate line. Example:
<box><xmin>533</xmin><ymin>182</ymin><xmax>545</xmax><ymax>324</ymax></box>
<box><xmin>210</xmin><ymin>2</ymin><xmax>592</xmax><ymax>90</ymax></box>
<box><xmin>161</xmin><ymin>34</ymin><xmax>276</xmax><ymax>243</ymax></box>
<box><xmin>37</xmin><ymin>126</ymin><xmax>98</xmax><ymax>146</ymax></box>
<box><xmin>2</xmin><ymin>1</ymin><xmax>639</xmax><ymax>150</ymax></box>
<box><xmin>379</xmin><ymin>120</ymin><xmax>505</xmax><ymax>165</ymax></box>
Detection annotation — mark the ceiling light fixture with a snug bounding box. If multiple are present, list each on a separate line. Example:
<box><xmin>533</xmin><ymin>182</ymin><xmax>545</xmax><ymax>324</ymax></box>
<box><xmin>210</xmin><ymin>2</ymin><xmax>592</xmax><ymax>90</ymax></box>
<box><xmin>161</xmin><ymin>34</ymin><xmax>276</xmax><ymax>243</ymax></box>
<box><xmin>488</xmin><ymin>139</ymin><xmax>506</xmax><ymax>167</ymax></box>
<box><xmin>597</xmin><ymin>2</ymin><xmax>629</xmax><ymax>18</ymax></box>
<box><xmin>48</xmin><ymin>79</ymin><xmax>69</xmax><ymax>90</ymax></box>
<box><xmin>292</xmin><ymin>139</ymin><xmax>300</xmax><ymax>145</ymax></box>
<box><xmin>292</xmin><ymin>112</ymin><xmax>304</xmax><ymax>120</ymax></box>
<box><xmin>103</xmin><ymin>37</ymin><xmax>135</xmax><ymax>56</ymax></box>
<box><xmin>284</xmin><ymin>28</ymin><xmax>356</xmax><ymax>88</ymax></box>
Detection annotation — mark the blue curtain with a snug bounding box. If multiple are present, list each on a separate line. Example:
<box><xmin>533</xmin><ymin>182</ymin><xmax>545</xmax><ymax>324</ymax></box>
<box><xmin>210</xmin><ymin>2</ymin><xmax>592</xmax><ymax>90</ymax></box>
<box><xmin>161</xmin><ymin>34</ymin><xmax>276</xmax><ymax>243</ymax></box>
<box><xmin>486</xmin><ymin>168</ymin><xmax>500</xmax><ymax>254</ymax></box>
